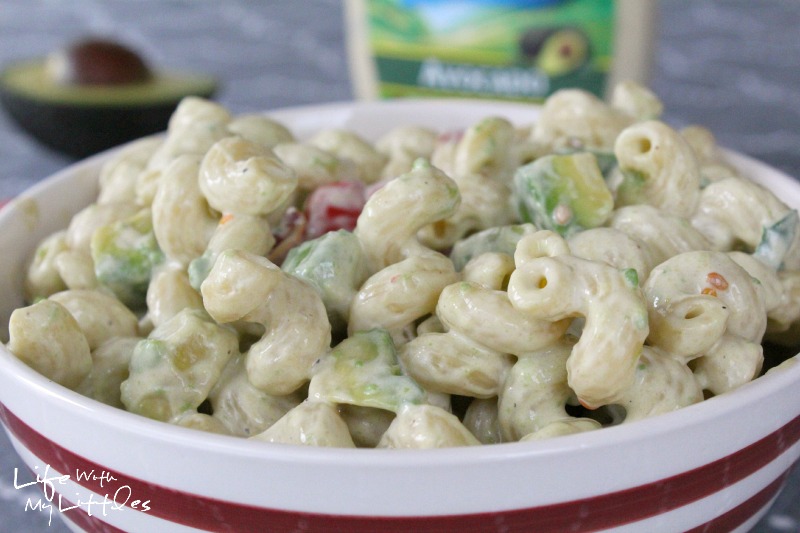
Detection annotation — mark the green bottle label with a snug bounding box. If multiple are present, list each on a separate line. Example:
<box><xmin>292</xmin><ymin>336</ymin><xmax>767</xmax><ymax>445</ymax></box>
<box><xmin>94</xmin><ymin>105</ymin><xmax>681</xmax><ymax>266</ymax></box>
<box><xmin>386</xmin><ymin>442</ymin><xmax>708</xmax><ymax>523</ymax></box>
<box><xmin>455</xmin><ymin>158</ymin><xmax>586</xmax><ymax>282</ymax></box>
<box><xmin>365</xmin><ymin>0</ymin><xmax>615</xmax><ymax>101</ymax></box>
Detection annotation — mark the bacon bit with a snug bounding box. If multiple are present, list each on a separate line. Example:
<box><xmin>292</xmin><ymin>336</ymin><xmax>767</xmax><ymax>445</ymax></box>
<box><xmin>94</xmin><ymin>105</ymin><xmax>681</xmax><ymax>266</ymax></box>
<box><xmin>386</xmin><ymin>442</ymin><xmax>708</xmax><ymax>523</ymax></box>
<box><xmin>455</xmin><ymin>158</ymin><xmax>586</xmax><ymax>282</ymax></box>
<box><xmin>268</xmin><ymin>207</ymin><xmax>307</xmax><ymax>265</ymax></box>
<box><xmin>578</xmin><ymin>399</ymin><xmax>597</xmax><ymax>411</ymax></box>
<box><xmin>706</xmin><ymin>272</ymin><xmax>729</xmax><ymax>291</ymax></box>
<box><xmin>701</xmin><ymin>287</ymin><xmax>718</xmax><ymax>297</ymax></box>
<box><xmin>219</xmin><ymin>213</ymin><xmax>235</xmax><ymax>225</ymax></box>
<box><xmin>553</xmin><ymin>204</ymin><xmax>573</xmax><ymax>225</ymax></box>
<box><xmin>436</xmin><ymin>129</ymin><xmax>464</xmax><ymax>144</ymax></box>
<box><xmin>566</xmin><ymin>136</ymin><xmax>584</xmax><ymax>150</ymax></box>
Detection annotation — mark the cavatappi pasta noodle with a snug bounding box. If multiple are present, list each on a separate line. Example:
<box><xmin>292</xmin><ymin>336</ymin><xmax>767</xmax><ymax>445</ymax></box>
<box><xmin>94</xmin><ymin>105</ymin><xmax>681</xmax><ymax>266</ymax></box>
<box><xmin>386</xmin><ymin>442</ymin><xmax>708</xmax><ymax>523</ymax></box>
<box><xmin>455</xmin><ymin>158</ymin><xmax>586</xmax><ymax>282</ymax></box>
<box><xmin>6</xmin><ymin>83</ymin><xmax>800</xmax><ymax>448</ymax></box>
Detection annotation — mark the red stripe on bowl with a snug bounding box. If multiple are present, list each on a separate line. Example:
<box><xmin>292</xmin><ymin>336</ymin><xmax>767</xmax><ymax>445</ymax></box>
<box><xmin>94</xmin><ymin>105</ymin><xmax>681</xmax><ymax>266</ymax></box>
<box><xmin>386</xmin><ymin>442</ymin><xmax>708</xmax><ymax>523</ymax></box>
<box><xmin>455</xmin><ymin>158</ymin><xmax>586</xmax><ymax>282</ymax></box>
<box><xmin>1</xmin><ymin>404</ymin><xmax>799</xmax><ymax>533</ymax></box>
<box><xmin>41</xmin><ymin>466</ymin><xmax>798</xmax><ymax>533</ymax></box>
<box><xmin>684</xmin><ymin>470</ymin><xmax>791</xmax><ymax>533</ymax></box>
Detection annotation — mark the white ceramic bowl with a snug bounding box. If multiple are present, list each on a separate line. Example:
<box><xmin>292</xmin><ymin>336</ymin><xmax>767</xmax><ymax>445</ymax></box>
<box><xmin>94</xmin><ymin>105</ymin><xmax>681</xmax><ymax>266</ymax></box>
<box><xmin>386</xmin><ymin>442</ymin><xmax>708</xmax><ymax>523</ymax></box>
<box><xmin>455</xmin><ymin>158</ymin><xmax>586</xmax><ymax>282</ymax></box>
<box><xmin>0</xmin><ymin>99</ymin><xmax>799</xmax><ymax>533</ymax></box>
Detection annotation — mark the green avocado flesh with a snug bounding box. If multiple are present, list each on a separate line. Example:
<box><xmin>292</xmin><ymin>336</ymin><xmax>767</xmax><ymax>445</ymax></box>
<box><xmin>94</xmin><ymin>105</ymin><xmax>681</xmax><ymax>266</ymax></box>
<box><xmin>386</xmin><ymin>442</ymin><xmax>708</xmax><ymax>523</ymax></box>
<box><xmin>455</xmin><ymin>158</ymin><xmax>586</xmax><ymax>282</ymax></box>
<box><xmin>0</xmin><ymin>60</ymin><xmax>216</xmax><ymax>157</ymax></box>
<box><xmin>0</xmin><ymin>60</ymin><xmax>216</xmax><ymax>106</ymax></box>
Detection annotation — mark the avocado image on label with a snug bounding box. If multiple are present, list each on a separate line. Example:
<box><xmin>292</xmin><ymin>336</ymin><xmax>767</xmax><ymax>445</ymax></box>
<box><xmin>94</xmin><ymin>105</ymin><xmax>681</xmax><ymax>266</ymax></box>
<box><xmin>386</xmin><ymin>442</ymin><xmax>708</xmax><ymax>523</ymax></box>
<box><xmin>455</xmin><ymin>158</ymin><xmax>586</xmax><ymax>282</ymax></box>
<box><xmin>521</xmin><ymin>27</ymin><xmax>590</xmax><ymax>77</ymax></box>
<box><xmin>0</xmin><ymin>37</ymin><xmax>216</xmax><ymax>158</ymax></box>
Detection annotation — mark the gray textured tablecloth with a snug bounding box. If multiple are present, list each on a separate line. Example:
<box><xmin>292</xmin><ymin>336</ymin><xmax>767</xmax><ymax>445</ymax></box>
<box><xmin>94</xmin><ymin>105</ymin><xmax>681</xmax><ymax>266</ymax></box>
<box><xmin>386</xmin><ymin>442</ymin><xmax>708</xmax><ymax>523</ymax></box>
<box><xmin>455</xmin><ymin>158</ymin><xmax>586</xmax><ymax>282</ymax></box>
<box><xmin>0</xmin><ymin>1</ymin><xmax>798</xmax><ymax>532</ymax></box>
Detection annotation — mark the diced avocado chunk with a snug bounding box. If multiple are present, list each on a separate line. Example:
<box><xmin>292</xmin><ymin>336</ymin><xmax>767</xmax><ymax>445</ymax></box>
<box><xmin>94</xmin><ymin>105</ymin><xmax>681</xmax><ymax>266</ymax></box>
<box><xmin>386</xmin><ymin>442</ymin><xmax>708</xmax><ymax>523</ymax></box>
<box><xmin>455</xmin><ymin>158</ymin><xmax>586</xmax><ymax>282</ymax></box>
<box><xmin>90</xmin><ymin>208</ymin><xmax>164</xmax><ymax>309</ymax></box>
<box><xmin>282</xmin><ymin>230</ymin><xmax>369</xmax><ymax>331</ymax></box>
<box><xmin>755</xmin><ymin>210</ymin><xmax>799</xmax><ymax>270</ymax></box>
<box><xmin>556</xmin><ymin>148</ymin><xmax>618</xmax><ymax>180</ymax></box>
<box><xmin>514</xmin><ymin>152</ymin><xmax>613</xmax><ymax>237</ymax></box>
<box><xmin>450</xmin><ymin>224</ymin><xmax>537</xmax><ymax>271</ymax></box>
<box><xmin>308</xmin><ymin>329</ymin><xmax>425</xmax><ymax>412</ymax></box>
<box><xmin>187</xmin><ymin>250</ymin><xmax>214</xmax><ymax>290</ymax></box>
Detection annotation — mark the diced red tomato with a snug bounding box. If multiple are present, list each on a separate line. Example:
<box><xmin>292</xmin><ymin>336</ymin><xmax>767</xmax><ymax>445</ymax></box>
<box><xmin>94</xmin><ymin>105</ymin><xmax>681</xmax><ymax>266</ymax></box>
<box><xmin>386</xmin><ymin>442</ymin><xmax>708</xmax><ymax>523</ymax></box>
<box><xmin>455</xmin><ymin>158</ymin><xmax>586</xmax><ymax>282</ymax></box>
<box><xmin>304</xmin><ymin>180</ymin><xmax>366</xmax><ymax>239</ymax></box>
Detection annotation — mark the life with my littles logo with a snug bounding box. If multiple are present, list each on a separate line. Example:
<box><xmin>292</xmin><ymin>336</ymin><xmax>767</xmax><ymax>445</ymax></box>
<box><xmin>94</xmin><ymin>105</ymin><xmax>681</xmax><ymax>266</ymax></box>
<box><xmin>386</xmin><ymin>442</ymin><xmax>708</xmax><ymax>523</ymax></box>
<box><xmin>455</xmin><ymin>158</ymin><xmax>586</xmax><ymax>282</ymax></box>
<box><xmin>12</xmin><ymin>463</ymin><xmax>151</xmax><ymax>526</ymax></box>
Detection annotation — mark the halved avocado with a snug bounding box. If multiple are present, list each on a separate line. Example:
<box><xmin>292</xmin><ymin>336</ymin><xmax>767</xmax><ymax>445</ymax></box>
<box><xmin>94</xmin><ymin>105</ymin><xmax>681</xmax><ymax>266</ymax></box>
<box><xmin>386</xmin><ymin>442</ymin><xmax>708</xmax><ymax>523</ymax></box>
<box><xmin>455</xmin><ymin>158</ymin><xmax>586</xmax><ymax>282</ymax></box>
<box><xmin>0</xmin><ymin>46</ymin><xmax>216</xmax><ymax>158</ymax></box>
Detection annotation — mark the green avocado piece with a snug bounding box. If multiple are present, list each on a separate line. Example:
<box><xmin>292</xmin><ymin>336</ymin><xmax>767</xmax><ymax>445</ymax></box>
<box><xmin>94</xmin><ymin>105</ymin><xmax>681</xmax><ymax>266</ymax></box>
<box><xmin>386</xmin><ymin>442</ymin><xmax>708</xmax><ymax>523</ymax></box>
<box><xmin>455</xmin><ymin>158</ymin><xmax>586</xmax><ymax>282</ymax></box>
<box><xmin>514</xmin><ymin>152</ymin><xmax>614</xmax><ymax>237</ymax></box>
<box><xmin>90</xmin><ymin>208</ymin><xmax>165</xmax><ymax>310</ymax></box>
<box><xmin>450</xmin><ymin>224</ymin><xmax>537</xmax><ymax>272</ymax></box>
<box><xmin>754</xmin><ymin>210</ymin><xmax>799</xmax><ymax>270</ymax></box>
<box><xmin>0</xmin><ymin>60</ymin><xmax>216</xmax><ymax>157</ymax></box>
<box><xmin>308</xmin><ymin>329</ymin><xmax>425</xmax><ymax>413</ymax></box>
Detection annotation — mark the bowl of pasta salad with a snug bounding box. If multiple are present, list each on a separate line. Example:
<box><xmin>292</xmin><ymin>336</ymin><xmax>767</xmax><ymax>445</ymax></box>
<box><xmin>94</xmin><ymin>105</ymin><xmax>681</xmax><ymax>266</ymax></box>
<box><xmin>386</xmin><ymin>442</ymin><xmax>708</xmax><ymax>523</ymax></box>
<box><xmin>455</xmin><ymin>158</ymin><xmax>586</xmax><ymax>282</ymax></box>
<box><xmin>0</xmin><ymin>86</ymin><xmax>798</xmax><ymax>533</ymax></box>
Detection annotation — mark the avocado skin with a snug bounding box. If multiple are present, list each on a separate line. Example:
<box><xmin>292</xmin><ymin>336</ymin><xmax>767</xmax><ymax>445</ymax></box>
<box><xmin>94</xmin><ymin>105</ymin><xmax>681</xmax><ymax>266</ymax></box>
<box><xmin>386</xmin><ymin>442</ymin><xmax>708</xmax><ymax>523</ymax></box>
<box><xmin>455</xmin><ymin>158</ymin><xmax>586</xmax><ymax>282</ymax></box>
<box><xmin>0</xmin><ymin>62</ymin><xmax>216</xmax><ymax>158</ymax></box>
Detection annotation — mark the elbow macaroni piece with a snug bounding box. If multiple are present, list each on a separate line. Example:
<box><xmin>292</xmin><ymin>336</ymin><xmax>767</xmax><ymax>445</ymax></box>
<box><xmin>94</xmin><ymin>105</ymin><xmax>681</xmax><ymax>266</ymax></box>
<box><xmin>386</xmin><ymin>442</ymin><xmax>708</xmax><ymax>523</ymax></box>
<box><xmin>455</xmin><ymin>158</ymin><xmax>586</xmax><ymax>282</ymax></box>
<box><xmin>54</xmin><ymin>250</ymin><xmax>100</xmax><ymax>292</ymax></box>
<box><xmin>568</xmin><ymin>227</ymin><xmax>653</xmax><ymax>282</ymax></box>
<box><xmin>145</xmin><ymin>268</ymin><xmax>205</xmax><ymax>329</ymax></box>
<box><xmin>188</xmin><ymin>212</ymin><xmax>275</xmax><ymax>290</ymax></box>
<box><xmin>48</xmin><ymin>289</ymin><xmax>139</xmax><ymax>351</ymax></box>
<box><xmin>643</xmin><ymin>250</ymin><xmax>766</xmax><ymax>394</ymax></box>
<box><xmin>613</xmin><ymin>120</ymin><xmax>701</xmax><ymax>218</ymax></box>
<box><xmin>24</xmin><ymin>231</ymin><xmax>70</xmax><ymax>300</ymax></box>
<box><xmin>201</xmin><ymin>250</ymin><xmax>331</xmax><ymax>395</ymax></box>
<box><xmin>354</xmin><ymin>159</ymin><xmax>460</xmax><ymax>269</ymax></box>
<box><xmin>400</xmin><ymin>273</ymin><xmax>568</xmax><ymax>398</ymax></box>
<box><xmin>451</xmin><ymin>117</ymin><xmax>519</xmax><ymax>183</ymax></box>
<box><xmin>610</xmin><ymin>205</ymin><xmax>711</xmax><ymax>273</ymax></box>
<box><xmin>97</xmin><ymin>137</ymin><xmax>162</xmax><ymax>205</ymax></box>
<box><xmin>376</xmin><ymin>125</ymin><xmax>438</xmax><ymax>180</ymax></box>
<box><xmin>273</xmin><ymin>142</ymin><xmax>356</xmax><ymax>191</ymax></box>
<box><xmin>209</xmin><ymin>354</ymin><xmax>304</xmax><ymax>437</ymax></box>
<box><xmin>151</xmin><ymin>155</ymin><xmax>217</xmax><ymax>267</ymax></box>
<box><xmin>531</xmin><ymin>89</ymin><xmax>633</xmax><ymax>152</ymax></box>
<box><xmin>309</xmin><ymin>129</ymin><xmax>388</xmax><ymax>184</ymax></box>
<box><xmin>77</xmin><ymin>337</ymin><xmax>141</xmax><ymax>408</ymax></box>
<box><xmin>611</xmin><ymin>81</ymin><xmax>664</xmax><ymax>121</ymax></box>
<box><xmin>691</xmin><ymin>177</ymin><xmax>800</xmax><ymax>269</ymax></box>
<box><xmin>7</xmin><ymin>299</ymin><xmax>92</xmax><ymax>389</ymax></box>
<box><xmin>251</xmin><ymin>401</ymin><xmax>356</xmax><ymax>448</ymax></box>
<box><xmin>199</xmin><ymin>136</ymin><xmax>298</xmax><ymax>217</ymax></box>
<box><xmin>137</xmin><ymin>97</ymin><xmax>232</xmax><ymax>206</ymax></box>
<box><xmin>462</xmin><ymin>398</ymin><xmax>503</xmax><ymax>445</ymax></box>
<box><xmin>498</xmin><ymin>338</ymin><xmax>600</xmax><ymax>441</ymax></box>
<box><xmin>350</xmin><ymin>160</ymin><xmax>460</xmax><ymax>341</ymax></box>
<box><xmin>507</xmin><ymin>231</ymin><xmax>649</xmax><ymax>408</ymax></box>
<box><xmin>348</xmin><ymin>253</ymin><xmax>458</xmax><ymax>343</ymax></box>
<box><xmin>377</xmin><ymin>404</ymin><xmax>480</xmax><ymax>449</ymax></box>
<box><xmin>680</xmin><ymin>125</ymin><xmax>741</xmax><ymax>184</ymax></box>
<box><xmin>613</xmin><ymin>346</ymin><xmax>703</xmax><ymax>423</ymax></box>
<box><xmin>420</xmin><ymin>117</ymin><xmax>526</xmax><ymax>249</ymax></box>
<box><xmin>226</xmin><ymin>114</ymin><xmax>295</xmax><ymax>148</ymax></box>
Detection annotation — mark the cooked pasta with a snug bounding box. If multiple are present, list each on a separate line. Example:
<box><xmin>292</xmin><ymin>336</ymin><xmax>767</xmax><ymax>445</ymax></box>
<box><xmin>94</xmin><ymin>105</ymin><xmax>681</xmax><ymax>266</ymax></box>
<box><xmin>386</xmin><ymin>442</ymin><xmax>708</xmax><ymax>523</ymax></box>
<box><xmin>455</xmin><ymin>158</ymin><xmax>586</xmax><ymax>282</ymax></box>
<box><xmin>5</xmin><ymin>82</ymin><xmax>798</xmax><ymax>448</ymax></box>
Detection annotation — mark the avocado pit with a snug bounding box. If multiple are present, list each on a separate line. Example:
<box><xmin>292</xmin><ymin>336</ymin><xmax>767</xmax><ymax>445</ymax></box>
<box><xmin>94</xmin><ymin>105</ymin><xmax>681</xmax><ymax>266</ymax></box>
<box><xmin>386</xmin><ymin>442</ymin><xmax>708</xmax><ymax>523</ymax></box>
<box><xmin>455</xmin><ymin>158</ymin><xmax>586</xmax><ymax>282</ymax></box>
<box><xmin>47</xmin><ymin>38</ymin><xmax>153</xmax><ymax>86</ymax></box>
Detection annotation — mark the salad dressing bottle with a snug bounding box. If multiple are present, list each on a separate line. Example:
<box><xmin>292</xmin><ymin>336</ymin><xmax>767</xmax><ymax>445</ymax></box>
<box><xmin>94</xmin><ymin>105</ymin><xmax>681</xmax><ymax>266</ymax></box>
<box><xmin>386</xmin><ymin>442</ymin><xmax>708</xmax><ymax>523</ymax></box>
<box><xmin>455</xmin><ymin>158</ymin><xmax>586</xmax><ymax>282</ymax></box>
<box><xmin>345</xmin><ymin>0</ymin><xmax>657</xmax><ymax>102</ymax></box>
